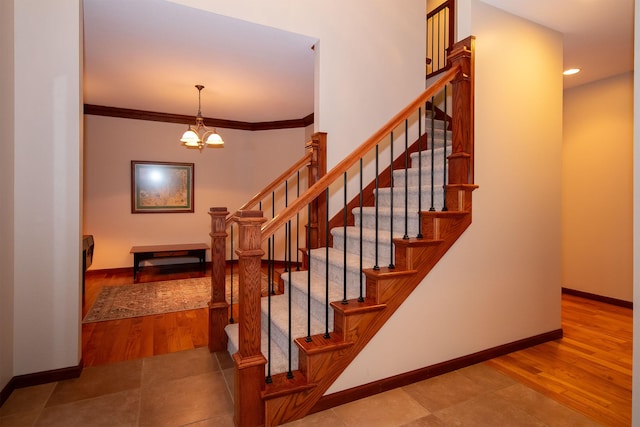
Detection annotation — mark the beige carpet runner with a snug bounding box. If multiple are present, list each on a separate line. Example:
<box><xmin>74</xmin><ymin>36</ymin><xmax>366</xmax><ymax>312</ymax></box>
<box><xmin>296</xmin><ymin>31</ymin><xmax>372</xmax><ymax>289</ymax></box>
<box><xmin>83</xmin><ymin>274</ymin><xmax>268</xmax><ymax>323</ymax></box>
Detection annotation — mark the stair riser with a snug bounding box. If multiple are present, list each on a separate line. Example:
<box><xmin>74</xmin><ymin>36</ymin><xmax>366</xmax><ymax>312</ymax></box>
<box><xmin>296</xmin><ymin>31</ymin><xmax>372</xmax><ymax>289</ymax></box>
<box><xmin>332</xmin><ymin>232</ymin><xmax>394</xmax><ymax>267</ymax></box>
<box><xmin>261</xmin><ymin>305</ymin><xmax>301</xmax><ymax>370</ymax></box>
<box><xmin>282</xmin><ymin>273</ymin><xmax>343</xmax><ymax>328</ymax></box>
<box><xmin>392</xmin><ymin>168</ymin><xmax>446</xmax><ymax>188</ymax></box>
<box><xmin>353</xmin><ymin>210</ymin><xmax>421</xmax><ymax>236</ymax></box>
<box><xmin>409</xmin><ymin>151</ymin><xmax>450</xmax><ymax>171</ymax></box>
<box><xmin>308</xmin><ymin>251</ymin><xmax>367</xmax><ymax>288</ymax></box>
<box><xmin>376</xmin><ymin>187</ymin><xmax>445</xmax><ymax>210</ymax></box>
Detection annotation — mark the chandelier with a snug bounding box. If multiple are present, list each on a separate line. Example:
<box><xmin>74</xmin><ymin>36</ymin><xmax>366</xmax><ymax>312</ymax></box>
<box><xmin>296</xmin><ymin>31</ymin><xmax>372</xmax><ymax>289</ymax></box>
<box><xmin>180</xmin><ymin>84</ymin><xmax>224</xmax><ymax>151</ymax></box>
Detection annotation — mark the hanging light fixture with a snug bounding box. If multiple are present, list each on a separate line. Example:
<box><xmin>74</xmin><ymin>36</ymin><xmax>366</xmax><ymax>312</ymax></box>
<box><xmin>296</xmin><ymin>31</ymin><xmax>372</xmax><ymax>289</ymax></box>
<box><xmin>180</xmin><ymin>84</ymin><xmax>224</xmax><ymax>151</ymax></box>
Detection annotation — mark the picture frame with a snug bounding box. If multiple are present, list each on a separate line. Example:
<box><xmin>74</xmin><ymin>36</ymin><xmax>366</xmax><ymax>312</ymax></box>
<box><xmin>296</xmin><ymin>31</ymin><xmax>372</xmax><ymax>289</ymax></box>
<box><xmin>131</xmin><ymin>161</ymin><xmax>194</xmax><ymax>213</ymax></box>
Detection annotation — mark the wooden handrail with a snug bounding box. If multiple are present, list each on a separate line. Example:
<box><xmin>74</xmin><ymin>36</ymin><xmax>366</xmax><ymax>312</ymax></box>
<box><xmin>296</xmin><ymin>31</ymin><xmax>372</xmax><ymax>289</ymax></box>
<box><xmin>427</xmin><ymin>0</ymin><xmax>453</xmax><ymax>19</ymax></box>
<box><xmin>261</xmin><ymin>64</ymin><xmax>461</xmax><ymax>240</ymax></box>
<box><xmin>226</xmin><ymin>151</ymin><xmax>313</xmax><ymax>227</ymax></box>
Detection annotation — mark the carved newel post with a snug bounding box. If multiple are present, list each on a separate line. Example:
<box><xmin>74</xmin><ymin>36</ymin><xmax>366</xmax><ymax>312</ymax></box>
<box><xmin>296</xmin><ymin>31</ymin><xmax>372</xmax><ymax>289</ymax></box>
<box><xmin>233</xmin><ymin>210</ymin><xmax>267</xmax><ymax>427</ymax></box>
<box><xmin>208</xmin><ymin>207</ymin><xmax>229</xmax><ymax>352</ymax></box>
<box><xmin>306</xmin><ymin>132</ymin><xmax>327</xmax><ymax>250</ymax></box>
<box><xmin>446</xmin><ymin>36</ymin><xmax>475</xmax><ymax>186</ymax></box>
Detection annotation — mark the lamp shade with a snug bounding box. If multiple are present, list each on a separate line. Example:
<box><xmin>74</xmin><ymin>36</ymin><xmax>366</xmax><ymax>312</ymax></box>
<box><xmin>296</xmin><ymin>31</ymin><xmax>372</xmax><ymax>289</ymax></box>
<box><xmin>205</xmin><ymin>132</ymin><xmax>224</xmax><ymax>147</ymax></box>
<box><xmin>180</xmin><ymin>129</ymin><xmax>200</xmax><ymax>145</ymax></box>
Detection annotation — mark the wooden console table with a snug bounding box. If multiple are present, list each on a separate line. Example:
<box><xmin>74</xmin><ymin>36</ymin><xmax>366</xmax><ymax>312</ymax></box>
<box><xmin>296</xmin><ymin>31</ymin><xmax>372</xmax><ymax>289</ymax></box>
<box><xmin>130</xmin><ymin>243</ymin><xmax>209</xmax><ymax>281</ymax></box>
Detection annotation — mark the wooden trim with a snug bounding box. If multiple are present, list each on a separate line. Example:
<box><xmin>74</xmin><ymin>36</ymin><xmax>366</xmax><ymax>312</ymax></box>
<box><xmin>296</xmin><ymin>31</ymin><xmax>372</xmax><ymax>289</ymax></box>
<box><xmin>1</xmin><ymin>361</ymin><xmax>84</xmax><ymax>406</ymax></box>
<box><xmin>562</xmin><ymin>287</ymin><xmax>633</xmax><ymax>309</ymax></box>
<box><xmin>84</xmin><ymin>104</ymin><xmax>313</xmax><ymax>131</ymax></box>
<box><xmin>311</xmin><ymin>328</ymin><xmax>563</xmax><ymax>414</ymax></box>
<box><xmin>209</xmin><ymin>207</ymin><xmax>230</xmax><ymax>352</ymax></box>
<box><xmin>0</xmin><ymin>378</ymin><xmax>15</xmax><ymax>407</ymax></box>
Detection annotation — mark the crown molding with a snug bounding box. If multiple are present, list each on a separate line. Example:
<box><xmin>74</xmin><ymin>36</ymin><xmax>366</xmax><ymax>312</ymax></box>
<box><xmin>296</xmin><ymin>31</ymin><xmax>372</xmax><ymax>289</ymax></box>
<box><xmin>83</xmin><ymin>104</ymin><xmax>313</xmax><ymax>131</ymax></box>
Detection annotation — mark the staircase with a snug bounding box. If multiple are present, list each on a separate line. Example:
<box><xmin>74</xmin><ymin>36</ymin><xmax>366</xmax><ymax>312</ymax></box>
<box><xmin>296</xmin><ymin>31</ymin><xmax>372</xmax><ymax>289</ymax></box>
<box><xmin>211</xmin><ymin>36</ymin><xmax>475</xmax><ymax>427</ymax></box>
<box><xmin>226</xmin><ymin>118</ymin><xmax>452</xmax><ymax>375</ymax></box>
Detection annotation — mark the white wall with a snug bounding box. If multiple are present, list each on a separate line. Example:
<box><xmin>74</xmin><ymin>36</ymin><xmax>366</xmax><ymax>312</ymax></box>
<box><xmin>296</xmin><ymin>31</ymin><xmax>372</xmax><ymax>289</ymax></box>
<box><xmin>632</xmin><ymin>0</ymin><xmax>639</xmax><ymax>423</ymax></box>
<box><xmin>331</xmin><ymin>0</ymin><xmax>563</xmax><ymax>392</ymax></box>
<box><xmin>84</xmin><ymin>115</ymin><xmax>307</xmax><ymax>269</ymax></box>
<box><xmin>0</xmin><ymin>0</ymin><xmax>15</xmax><ymax>392</ymax></box>
<box><xmin>3</xmin><ymin>0</ymin><xmax>565</xmax><ymax>398</ymax></box>
<box><xmin>169</xmin><ymin>0</ymin><xmax>426</xmax><ymax>174</ymax></box>
<box><xmin>563</xmin><ymin>72</ymin><xmax>633</xmax><ymax>302</ymax></box>
<box><xmin>12</xmin><ymin>0</ymin><xmax>82</xmax><ymax>375</ymax></box>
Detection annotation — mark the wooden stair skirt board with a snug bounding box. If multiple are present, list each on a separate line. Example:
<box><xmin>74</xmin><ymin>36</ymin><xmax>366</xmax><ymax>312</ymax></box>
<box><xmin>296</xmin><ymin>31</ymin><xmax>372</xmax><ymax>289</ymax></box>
<box><xmin>311</xmin><ymin>328</ymin><xmax>563</xmax><ymax>414</ymax></box>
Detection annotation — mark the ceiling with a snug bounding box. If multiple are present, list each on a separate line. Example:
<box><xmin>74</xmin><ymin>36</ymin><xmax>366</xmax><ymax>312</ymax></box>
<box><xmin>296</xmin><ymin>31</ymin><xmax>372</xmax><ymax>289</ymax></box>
<box><xmin>481</xmin><ymin>0</ymin><xmax>634</xmax><ymax>89</ymax></box>
<box><xmin>82</xmin><ymin>0</ymin><xmax>634</xmax><ymax>124</ymax></box>
<box><xmin>82</xmin><ymin>0</ymin><xmax>316</xmax><ymax>123</ymax></box>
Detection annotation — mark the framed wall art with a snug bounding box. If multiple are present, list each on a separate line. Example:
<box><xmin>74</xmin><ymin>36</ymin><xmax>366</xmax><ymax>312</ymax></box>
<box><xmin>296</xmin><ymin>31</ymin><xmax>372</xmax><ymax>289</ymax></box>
<box><xmin>131</xmin><ymin>161</ymin><xmax>194</xmax><ymax>213</ymax></box>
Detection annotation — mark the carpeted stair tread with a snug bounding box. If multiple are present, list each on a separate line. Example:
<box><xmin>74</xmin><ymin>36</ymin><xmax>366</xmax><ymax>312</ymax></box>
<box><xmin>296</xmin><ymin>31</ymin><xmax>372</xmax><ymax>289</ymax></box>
<box><xmin>225</xmin><ymin>322</ymin><xmax>290</xmax><ymax>375</ymax></box>
<box><xmin>225</xmin><ymin>140</ymin><xmax>456</xmax><ymax>377</ymax></box>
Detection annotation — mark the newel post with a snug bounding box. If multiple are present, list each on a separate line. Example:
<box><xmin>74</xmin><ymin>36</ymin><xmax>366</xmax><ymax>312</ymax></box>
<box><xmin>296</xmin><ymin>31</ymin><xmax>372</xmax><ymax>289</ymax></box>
<box><xmin>208</xmin><ymin>207</ymin><xmax>229</xmax><ymax>352</ymax></box>
<box><xmin>447</xmin><ymin>36</ymin><xmax>475</xmax><ymax>185</ymax></box>
<box><xmin>233</xmin><ymin>210</ymin><xmax>267</xmax><ymax>427</ymax></box>
<box><xmin>306</xmin><ymin>132</ymin><xmax>327</xmax><ymax>249</ymax></box>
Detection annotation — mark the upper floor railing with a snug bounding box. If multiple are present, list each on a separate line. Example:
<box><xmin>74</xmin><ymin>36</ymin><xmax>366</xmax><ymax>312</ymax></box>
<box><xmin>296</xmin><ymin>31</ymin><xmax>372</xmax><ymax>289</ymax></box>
<box><xmin>426</xmin><ymin>0</ymin><xmax>455</xmax><ymax>78</ymax></box>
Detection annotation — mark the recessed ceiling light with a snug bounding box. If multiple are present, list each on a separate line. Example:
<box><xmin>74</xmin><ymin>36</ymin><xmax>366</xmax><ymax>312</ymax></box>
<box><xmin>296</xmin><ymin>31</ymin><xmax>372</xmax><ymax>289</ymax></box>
<box><xmin>563</xmin><ymin>68</ymin><xmax>581</xmax><ymax>76</ymax></box>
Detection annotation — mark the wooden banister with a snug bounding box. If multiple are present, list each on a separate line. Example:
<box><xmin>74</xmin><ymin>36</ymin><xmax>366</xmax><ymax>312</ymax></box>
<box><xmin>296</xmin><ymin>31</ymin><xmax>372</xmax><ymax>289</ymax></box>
<box><xmin>233</xmin><ymin>36</ymin><xmax>474</xmax><ymax>426</ymax></box>
<box><xmin>208</xmin><ymin>207</ymin><xmax>229</xmax><ymax>352</ymax></box>
<box><xmin>226</xmin><ymin>152</ymin><xmax>312</xmax><ymax>227</ymax></box>
<box><xmin>262</xmin><ymin>61</ymin><xmax>464</xmax><ymax>240</ymax></box>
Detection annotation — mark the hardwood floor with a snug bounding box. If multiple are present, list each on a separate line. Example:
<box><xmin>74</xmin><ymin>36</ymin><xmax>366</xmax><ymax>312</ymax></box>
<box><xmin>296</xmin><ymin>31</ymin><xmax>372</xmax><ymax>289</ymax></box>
<box><xmin>486</xmin><ymin>293</ymin><xmax>632</xmax><ymax>427</ymax></box>
<box><xmin>82</xmin><ymin>268</ymin><xmax>632</xmax><ymax>425</ymax></box>
<box><xmin>82</xmin><ymin>265</ymin><xmax>210</xmax><ymax>367</ymax></box>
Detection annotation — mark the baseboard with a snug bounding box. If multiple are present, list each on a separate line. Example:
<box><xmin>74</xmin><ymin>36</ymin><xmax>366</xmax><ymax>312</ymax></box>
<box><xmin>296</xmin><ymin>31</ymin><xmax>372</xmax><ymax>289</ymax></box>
<box><xmin>0</xmin><ymin>360</ymin><xmax>83</xmax><ymax>408</ymax></box>
<box><xmin>562</xmin><ymin>287</ymin><xmax>633</xmax><ymax>309</ymax></box>
<box><xmin>311</xmin><ymin>328</ymin><xmax>563</xmax><ymax>414</ymax></box>
<box><xmin>0</xmin><ymin>377</ymin><xmax>16</xmax><ymax>408</ymax></box>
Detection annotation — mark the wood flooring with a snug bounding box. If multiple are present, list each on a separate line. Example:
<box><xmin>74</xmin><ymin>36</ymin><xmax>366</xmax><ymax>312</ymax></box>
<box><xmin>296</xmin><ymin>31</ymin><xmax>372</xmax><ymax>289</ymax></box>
<box><xmin>82</xmin><ymin>266</ymin><xmax>210</xmax><ymax>367</ymax></box>
<box><xmin>486</xmin><ymin>293</ymin><xmax>632</xmax><ymax>426</ymax></box>
<box><xmin>82</xmin><ymin>268</ymin><xmax>632</xmax><ymax>425</ymax></box>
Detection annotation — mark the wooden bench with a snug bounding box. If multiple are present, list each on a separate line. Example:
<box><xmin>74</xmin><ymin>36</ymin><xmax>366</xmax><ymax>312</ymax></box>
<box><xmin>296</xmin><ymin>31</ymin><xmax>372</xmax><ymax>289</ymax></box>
<box><xmin>130</xmin><ymin>243</ymin><xmax>209</xmax><ymax>281</ymax></box>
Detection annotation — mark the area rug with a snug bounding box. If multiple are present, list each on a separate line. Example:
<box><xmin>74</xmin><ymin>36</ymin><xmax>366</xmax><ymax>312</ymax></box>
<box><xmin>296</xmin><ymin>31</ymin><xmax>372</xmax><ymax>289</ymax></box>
<box><xmin>83</xmin><ymin>274</ymin><xmax>270</xmax><ymax>323</ymax></box>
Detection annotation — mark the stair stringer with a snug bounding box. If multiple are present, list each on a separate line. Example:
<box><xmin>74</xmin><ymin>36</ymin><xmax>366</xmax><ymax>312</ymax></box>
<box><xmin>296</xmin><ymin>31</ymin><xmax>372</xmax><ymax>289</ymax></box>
<box><xmin>262</xmin><ymin>186</ymin><xmax>476</xmax><ymax>426</ymax></box>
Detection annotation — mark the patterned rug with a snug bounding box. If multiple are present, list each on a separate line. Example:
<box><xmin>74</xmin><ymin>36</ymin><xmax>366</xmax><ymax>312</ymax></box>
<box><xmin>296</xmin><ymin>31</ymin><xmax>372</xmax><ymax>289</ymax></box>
<box><xmin>83</xmin><ymin>274</ymin><xmax>270</xmax><ymax>323</ymax></box>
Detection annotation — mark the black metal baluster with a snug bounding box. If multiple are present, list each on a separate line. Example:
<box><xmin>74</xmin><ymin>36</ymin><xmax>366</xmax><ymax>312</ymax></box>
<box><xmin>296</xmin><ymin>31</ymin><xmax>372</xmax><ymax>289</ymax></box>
<box><xmin>437</xmin><ymin>11</ymin><xmax>441</xmax><ymax>70</ymax></box>
<box><xmin>430</xmin><ymin>98</ymin><xmax>436</xmax><ymax>212</ymax></box>
<box><xmin>389</xmin><ymin>131</ymin><xmax>395</xmax><ymax>269</ymax></box>
<box><xmin>287</xmin><ymin>220</ymin><xmax>293</xmax><ymax>379</ymax></box>
<box><xmin>417</xmin><ymin>106</ymin><xmax>424</xmax><ymax>238</ymax></box>
<box><xmin>296</xmin><ymin>171</ymin><xmax>300</xmax><ymax>271</ymax></box>
<box><xmin>442</xmin><ymin>85</ymin><xmax>448</xmax><ymax>212</ymax></box>
<box><xmin>324</xmin><ymin>188</ymin><xmax>331</xmax><ymax>339</ymax></box>
<box><xmin>430</xmin><ymin>13</ymin><xmax>435</xmax><ymax>72</ymax></box>
<box><xmin>374</xmin><ymin>144</ymin><xmax>380</xmax><ymax>270</ymax></box>
<box><xmin>403</xmin><ymin>120</ymin><xmax>409</xmax><ymax>240</ymax></box>
<box><xmin>229</xmin><ymin>224</ymin><xmax>235</xmax><ymax>323</ymax></box>
<box><xmin>271</xmin><ymin>192</ymin><xmax>276</xmax><ymax>294</ymax></box>
<box><xmin>342</xmin><ymin>172</ymin><xmax>348</xmax><ymax>304</ymax></box>
<box><xmin>358</xmin><ymin>158</ymin><xmax>365</xmax><ymax>302</ymax></box>
<box><xmin>265</xmin><ymin>235</ymin><xmax>272</xmax><ymax>384</ymax></box>
<box><xmin>284</xmin><ymin>180</ymin><xmax>289</xmax><ymax>272</ymax></box>
<box><xmin>306</xmin><ymin>203</ymin><xmax>312</xmax><ymax>342</ymax></box>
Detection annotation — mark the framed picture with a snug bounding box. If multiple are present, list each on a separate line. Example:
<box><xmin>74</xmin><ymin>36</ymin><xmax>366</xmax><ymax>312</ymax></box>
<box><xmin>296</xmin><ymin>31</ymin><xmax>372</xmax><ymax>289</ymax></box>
<box><xmin>131</xmin><ymin>161</ymin><xmax>194</xmax><ymax>213</ymax></box>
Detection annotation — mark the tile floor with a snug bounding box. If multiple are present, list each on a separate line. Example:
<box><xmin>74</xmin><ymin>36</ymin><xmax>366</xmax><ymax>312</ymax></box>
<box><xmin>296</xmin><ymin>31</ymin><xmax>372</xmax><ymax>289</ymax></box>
<box><xmin>0</xmin><ymin>347</ymin><xmax>603</xmax><ymax>427</ymax></box>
